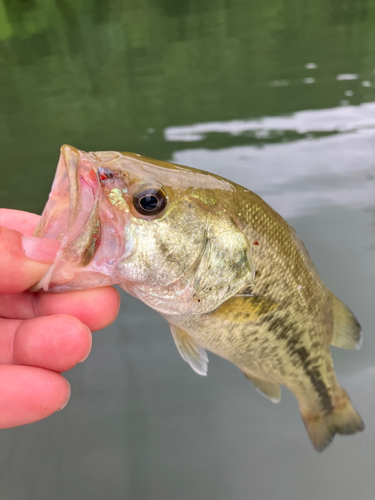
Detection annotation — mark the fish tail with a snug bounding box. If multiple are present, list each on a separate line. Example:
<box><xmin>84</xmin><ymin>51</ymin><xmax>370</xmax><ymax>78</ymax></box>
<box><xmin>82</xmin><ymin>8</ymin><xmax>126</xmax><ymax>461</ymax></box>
<box><xmin>300</xmin><ymin>390</ymin><xmax>364</xmax><ymax>452</ymax></box>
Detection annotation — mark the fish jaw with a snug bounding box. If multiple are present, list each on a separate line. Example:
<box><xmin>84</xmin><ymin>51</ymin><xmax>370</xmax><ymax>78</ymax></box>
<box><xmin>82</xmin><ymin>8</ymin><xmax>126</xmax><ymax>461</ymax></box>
<box><xmin>32</xmin><ymin>145</ymin><xmax>131</xmax><ymax>292</ymax></box>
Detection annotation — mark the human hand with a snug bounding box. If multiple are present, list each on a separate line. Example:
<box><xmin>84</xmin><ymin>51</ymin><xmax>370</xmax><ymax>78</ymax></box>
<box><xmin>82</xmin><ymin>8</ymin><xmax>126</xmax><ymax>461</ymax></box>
<box><xmin>0</xmin><ymin>209</ymin><xmax>120</xmax><ymax>428</ymax></box>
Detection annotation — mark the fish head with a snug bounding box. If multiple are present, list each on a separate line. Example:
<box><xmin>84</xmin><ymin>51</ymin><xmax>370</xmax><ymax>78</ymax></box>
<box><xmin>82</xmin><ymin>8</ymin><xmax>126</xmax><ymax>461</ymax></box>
<box><xmin>34</xmin><ymin>145</ymin><xmax>255</xmax><ymax>315</ymax></box>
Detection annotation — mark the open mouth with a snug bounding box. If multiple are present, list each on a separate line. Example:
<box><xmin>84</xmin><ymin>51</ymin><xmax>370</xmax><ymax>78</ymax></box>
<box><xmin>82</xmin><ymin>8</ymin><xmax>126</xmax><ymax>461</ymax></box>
<box><xmin>33</xmin><ymin>145</ymin><xmax>127</xmax><ymax>292</ymax></box>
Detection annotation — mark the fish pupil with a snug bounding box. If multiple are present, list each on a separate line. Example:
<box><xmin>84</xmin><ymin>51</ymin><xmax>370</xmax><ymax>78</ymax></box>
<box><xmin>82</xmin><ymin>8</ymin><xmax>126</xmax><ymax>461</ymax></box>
<box><xmin>140</xmin><ymin>195</ymin><xmax>158</xmax><ymax>211</ymax></box>
<box><xmin>133</xmin><ymin>186</ymin><xmax>166</xmax><ymax>216</ymax></box>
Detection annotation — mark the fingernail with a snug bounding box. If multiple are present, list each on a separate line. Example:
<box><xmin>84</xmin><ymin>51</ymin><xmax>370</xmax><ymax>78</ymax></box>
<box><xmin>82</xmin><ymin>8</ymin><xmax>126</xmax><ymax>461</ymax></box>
<box><xmin>79</xmin><ymin>327</ymin><xmax>92</xmax><ymax>363</ymax></box>
<box><xmin>22</xmin><ymin>236</ymin><xmax>60</xmax><ymax>263</ymax></box>
<box><xmin>58</xmin><ymin>381</ymin><xmax>71</xmax><ymax>411</ymax></box>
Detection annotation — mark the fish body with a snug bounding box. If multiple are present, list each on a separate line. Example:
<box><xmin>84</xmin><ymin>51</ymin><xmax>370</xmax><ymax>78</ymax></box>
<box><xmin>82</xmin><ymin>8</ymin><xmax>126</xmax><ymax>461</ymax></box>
<box><xmin>34</xmin><ymin>145</ymin><xmax>364</xmax><ymax>451</ymax></box>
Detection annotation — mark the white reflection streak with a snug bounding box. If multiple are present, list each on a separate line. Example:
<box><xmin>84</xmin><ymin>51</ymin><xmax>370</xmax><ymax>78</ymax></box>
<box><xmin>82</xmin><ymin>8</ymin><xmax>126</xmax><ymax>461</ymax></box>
<box><xmin>336</xmin><ymin>74</ymin><xmax>359</xmax><ymax>81</ymax></box>
<box><xmin>164</xmin><ymin>102</ymin><xmax>375</xmax><ymax>142</ymax></box>
<box><xmin>164</xmin><ymin>103</ymin><xmax>375</xmax><ymax>219</ymax></box>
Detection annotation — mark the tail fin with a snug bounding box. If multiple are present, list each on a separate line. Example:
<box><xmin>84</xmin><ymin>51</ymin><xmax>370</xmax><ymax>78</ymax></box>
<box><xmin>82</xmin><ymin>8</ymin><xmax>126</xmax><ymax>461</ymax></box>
<box><xmin>300</xmin><ymin>391</ymin><xmax>364</xmax><ymax>452</ymax></box>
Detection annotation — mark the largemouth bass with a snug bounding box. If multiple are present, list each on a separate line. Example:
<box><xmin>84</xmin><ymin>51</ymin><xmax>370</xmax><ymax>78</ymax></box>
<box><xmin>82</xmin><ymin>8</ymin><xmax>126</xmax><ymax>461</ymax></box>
<box><xmin>34</xmin><ymin>145</ymin><xmax>364</xmax><ymax>451</ymax></box>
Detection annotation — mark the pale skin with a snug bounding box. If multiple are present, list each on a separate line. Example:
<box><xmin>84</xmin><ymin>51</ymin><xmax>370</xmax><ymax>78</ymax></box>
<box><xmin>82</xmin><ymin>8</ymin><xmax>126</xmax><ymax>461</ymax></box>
<box><xmin>0</xmin><ymin>209</ymin><xmax>120</xmax><ymax>428</ymax></box>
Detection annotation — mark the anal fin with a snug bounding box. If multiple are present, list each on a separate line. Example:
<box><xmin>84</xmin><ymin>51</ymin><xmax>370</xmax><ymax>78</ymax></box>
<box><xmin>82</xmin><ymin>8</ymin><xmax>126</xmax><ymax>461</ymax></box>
<box><xmin>331</xmin><ymin>293</ymin><xmax>362</xmax><ymax>350</ymax></box>
<box><xmin>243</xmin><ymin>372</ymin><xmax>281</xmax><ymax>403</ymax></box>
<box><xmin>170</xmin><ymin>324</ymin><xmax>208</xmax><ymax>376</ymax></box>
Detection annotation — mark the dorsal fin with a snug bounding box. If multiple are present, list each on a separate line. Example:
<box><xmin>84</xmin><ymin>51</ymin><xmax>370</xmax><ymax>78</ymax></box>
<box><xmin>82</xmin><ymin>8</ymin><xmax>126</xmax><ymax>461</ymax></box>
<box><xmin>330</xmin><ymin>293</ymin><xmax>362</xmax><ymax>350</ymax></box>
<box><xmin>170</xmin><ymin>324</ymin><xmax>208</xmax><ymax>375</ymax></box>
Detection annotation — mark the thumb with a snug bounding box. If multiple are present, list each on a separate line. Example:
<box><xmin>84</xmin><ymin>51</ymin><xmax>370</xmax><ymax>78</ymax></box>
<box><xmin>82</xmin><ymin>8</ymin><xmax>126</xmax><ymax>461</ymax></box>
<box><xmin>0</xmin><ymin>226</ymin><xmax>59</xmax><ymax>295</ymax></box>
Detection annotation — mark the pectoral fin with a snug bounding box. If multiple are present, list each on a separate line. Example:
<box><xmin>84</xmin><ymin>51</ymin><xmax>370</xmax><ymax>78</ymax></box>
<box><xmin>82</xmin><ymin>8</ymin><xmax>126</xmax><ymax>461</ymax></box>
<box><xmin>330</xmin><ymin>293</ymin><xmax>362</xmax><ymax>350</ymax></box>
<box><xmin>170</xmin><ymin>325</ymin><xmax>208</xmax><ymax>376</ymax></box>
<box><xmin>243</xmin><ymin>372</ymin><xmax>281</xmax><ymax>403</ymax></box>
<box><xmin>211</xmin><ymin>295</ymin><xmax>279</xmax><ymax>323</ymax></box>
<box><xmin>192</xmin><ymin>217</ymin><xmax>255</xmax><ymax>311</ymax></box>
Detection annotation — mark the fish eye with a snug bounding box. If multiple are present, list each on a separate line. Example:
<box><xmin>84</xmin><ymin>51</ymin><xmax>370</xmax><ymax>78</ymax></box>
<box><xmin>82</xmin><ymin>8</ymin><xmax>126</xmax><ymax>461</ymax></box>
<box><xmin>133</xmin><ymin>186</ymin><xmax>167</xmax><ymax>216</ymax></box>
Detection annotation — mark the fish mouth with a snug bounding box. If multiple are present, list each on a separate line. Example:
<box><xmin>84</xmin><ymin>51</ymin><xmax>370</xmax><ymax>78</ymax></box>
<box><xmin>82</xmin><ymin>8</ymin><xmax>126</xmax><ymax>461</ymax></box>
<box><xmin>33</xmin><ymin>145</ymin><xmax>126</xmax><ymax>292</ymax></box>
<box><xmin>35</xmin><ymin>145</ymin><xmax>96</xmax><ymax>241</ymax></box>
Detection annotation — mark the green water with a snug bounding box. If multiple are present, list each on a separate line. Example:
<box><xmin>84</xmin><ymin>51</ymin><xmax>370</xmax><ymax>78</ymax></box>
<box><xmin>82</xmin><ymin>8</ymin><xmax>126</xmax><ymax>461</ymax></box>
<box><xmin>1</xmin><ymin>0</ymin><xmax>375</xmax><ymax>212</ymax></box>
<box><xmin>0</xmin><ymin>1</ymin><xmax>375</xmax><ymax>499</ymax></box>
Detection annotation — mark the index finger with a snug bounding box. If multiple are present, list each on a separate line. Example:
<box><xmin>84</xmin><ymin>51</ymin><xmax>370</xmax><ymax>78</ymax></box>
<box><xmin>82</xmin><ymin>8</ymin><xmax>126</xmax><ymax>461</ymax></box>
<box><xmin>0</xmin><ymin>226</ymin><xmax>54</xmax><ymax>294</ymax></box>
<box><xmin>0</xmin><ymin>287</ymin><xmax>121</xmax><ymax>331</ymax></box>
<box><xmin>0</xmin><ymin>209</ymin><xmax>40</xmax><ymax>236</ymax></box>
<box><xmin>0</xmin><ymin>209</ymin><xmax>61</xmax><ymax>294</ymax></box>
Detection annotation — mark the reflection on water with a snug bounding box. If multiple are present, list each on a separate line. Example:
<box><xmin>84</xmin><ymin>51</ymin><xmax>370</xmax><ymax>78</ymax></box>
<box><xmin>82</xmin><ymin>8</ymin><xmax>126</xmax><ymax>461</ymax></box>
<box><xmin>167</xmin><ymin>103</ymin><xmax>375</xmax><ymax>218</ymax></box>
<box><xmin>165</xmin><ymin>102</ymin><xmax>375</xmax><ymax>139</ymax></box>
<box><xmin>0</xmin><ymin>1</ymin><xmax>375</xmax><ymax>499</ymax></box>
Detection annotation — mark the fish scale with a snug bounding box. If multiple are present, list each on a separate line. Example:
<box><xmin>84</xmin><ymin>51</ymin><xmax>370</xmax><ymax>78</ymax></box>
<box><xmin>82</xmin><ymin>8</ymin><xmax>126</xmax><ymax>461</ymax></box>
<box><xmin>213</xmin><ymin>191</ymin><xmax>336</xmax><ymax>408</ymax></box>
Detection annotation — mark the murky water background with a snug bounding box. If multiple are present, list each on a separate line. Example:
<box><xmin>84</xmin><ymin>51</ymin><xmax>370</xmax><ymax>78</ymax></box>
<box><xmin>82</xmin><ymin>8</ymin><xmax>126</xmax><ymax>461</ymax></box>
<box><xmin>1</xmin><ymin>1</ymin><xmax>375</xmax><ymax>498</ymax></box>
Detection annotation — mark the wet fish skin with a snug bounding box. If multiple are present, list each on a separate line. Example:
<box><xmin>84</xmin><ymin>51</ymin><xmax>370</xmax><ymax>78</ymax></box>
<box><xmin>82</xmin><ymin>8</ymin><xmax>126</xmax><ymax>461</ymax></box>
<box><xmin>162</xmin><ymin>184</ymin><xmax>364</xmax><ymax>451</ymax></box>
<box><xmin>34</xmin><ymin>145</ymin><xmax>364</xmax><ymax>451</ymax></box>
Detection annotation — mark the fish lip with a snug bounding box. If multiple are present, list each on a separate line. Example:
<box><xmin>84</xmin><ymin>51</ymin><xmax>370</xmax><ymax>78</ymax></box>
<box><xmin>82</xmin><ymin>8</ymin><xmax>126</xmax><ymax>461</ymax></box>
<box><xmin>34</xmin><ymin>144</ymin><xmax>85</xmax><ymax>240</ymax></box>
<box><xmin>62</xmin><ymin>144</ymin><xmax>82</xmax><ymax>231</ymax></box>
<box><xmin>32</xmin><ymin>145</ymin><xmax>101</xmax><ymax>290</ymax></box>
<box><xmin>36</xmin><ymin>144</ymin><xmax>100</xmax><ymax>237</ymax></box>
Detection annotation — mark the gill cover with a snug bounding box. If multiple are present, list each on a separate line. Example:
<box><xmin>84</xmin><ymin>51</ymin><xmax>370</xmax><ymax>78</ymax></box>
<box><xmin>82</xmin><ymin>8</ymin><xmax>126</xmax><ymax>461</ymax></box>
<box><xmin>127</xmin><ymin>207</ymin><xmax>256</xmax><ymax>316</ymax></box>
